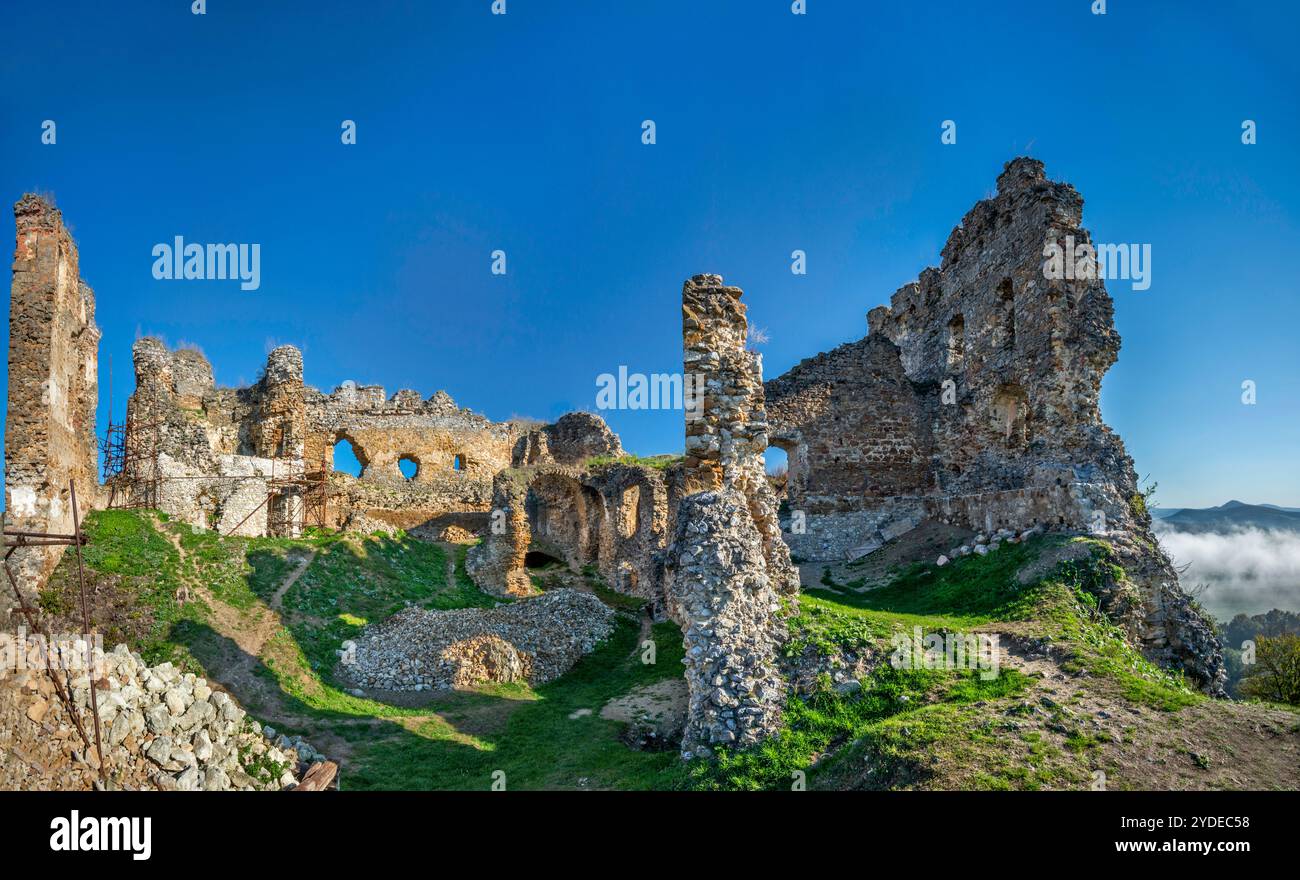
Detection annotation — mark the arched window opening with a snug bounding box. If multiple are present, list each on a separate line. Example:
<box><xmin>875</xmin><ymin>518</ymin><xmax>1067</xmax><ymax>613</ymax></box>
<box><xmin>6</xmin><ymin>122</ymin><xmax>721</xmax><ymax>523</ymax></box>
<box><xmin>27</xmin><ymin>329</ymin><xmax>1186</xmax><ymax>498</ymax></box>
<box><xmin>398</xmin><ymin>455</ymin><xmax>419</xmax><ymax>481</ymax></box>
<box><xmin>452</xmin><ymin>454</ymin><xmax>465</xmax><ymax>472</ymax></box>
<box><xmin>333</xmin><ymin>437</ymin><xmax>364</xmax><ymax>477</ymax></box>
<box><xmin>946</xmin><ymin>314</ymin><xmax>965</xmax><ymax>372</ymax></box>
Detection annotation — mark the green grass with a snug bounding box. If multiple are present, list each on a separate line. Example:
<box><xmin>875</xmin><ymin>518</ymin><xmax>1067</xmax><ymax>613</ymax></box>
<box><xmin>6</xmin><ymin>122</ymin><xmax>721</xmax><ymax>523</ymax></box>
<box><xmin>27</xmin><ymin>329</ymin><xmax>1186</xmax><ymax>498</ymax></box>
<box><xmin>689</xmin><ymin>660</ymin><xmax>1033</xmax><ymax>791</ymax></box>
<box><xmin>345</xmin><ymin>620</ymin><xmax>691</xmax><ymax>790</ymax></box>
<box><xmin>584</xmin><ymin>453</ymin><xmax>684</xmax><ymax>471</ymax></box>
<box><xmin>48</xmin><ymin>512</ymin><xmax>1209</xmax><ymax>790</ymax></box>
<box><xmin>42</xmin><ymin>509</ymin><xmax>191</xmax><ymax>665</ymax></box>
<box><xmin>840</xmin><ymin>538</ymin><xmax>1042</xmax><ymax>621</ymax></box>
<box><xmin>694</xmin><ymin>534</ymin><xmax>1201</xmax><ymax>789</ymax></box>
<box><xmin>267</xmin><ymin>532</ymin><xmax>500</xmax><ymax>701</ymax></box>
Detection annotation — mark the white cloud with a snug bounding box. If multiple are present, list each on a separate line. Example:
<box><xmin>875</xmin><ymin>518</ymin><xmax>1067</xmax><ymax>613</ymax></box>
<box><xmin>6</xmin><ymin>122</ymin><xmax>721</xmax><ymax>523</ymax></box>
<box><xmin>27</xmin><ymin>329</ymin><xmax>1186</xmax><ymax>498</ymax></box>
<box><xmin>1154</xmin><ymin>524</ymin><xmax>1300</xmax><ymax>581</ymax></box>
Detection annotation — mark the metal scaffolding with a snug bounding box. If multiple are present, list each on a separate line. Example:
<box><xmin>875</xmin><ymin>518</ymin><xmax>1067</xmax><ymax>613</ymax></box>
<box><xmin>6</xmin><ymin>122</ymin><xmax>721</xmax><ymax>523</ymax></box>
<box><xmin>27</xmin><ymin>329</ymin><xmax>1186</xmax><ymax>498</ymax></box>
<box><xmin>102</xmin><ymin>414</ymin><xmax>330</xmax><ymax>536</ymax></box>
<box><xmin>101</xmin><ymin>414</ymin><xmax>162</xmax><ymax>510</ymax></box>
<box><xmin>2</xmin><ymin>480</ymin><xmax>106</xmax><ymax>787</ymax></box>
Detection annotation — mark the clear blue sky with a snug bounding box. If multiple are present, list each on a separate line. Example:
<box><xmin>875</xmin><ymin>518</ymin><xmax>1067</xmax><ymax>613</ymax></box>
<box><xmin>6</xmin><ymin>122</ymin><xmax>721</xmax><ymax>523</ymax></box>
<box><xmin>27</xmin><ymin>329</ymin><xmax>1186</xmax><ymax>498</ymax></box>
<box><xmin>2</xmin><ymin>0</ymin><xmax>1296</xmax><ymax>509</ymax></box>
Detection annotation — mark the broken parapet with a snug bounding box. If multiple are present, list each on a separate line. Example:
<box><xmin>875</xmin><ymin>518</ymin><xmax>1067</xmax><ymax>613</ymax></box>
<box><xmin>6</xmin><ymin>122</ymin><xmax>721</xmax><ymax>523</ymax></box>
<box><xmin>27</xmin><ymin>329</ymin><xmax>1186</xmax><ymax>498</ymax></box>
<box><xmin>4</xmin><ymin>195</ymin><xmax>100</xmax><ymax>618</ymax></box>
<box><xmin>762</xmin><ymin>158</ymin><xmax>1224</xmax><ymax>692</ymax></box>
<box><xmin>668</xmin><ymin>274</ymin><xmax>799</xmax><ymax>757</ymax></box>
<box><xmin>250</xmin><ymin>344</ymin><xmax>306</xmax><ymax>459</ymax></box>
<box><xmin>511</xmin><ymin>411</ymin><xmax>623</xmax><ymax>467</ymax></box>
<box><xmin>123</xmin><ymin>339</ymin><xmax>305</xmax><ymax>536</ymax></box>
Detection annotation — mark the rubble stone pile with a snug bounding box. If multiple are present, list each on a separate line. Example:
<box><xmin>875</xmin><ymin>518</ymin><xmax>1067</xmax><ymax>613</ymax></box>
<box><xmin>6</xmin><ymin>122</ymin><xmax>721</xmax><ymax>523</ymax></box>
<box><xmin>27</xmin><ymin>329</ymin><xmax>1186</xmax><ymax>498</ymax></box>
<box><xmin>0</xmin><ymin>643</ymin><xmax>322</xmax><ymax>790</ymax></box>
<box><xmin>344</xmin><ymin>588</ymin><xmax>616</xmax><ymax>691</ymax></box>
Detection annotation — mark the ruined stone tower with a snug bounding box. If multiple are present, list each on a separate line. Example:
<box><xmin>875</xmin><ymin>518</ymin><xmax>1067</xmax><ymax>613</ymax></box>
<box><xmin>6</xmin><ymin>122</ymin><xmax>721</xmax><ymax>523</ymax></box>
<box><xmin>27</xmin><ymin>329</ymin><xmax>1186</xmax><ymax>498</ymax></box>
<box><xmin>765</xmin><ymin>158</ymin><xmax>1224</xmax><ymax>690</ymax></box>
<box><xmin>668</xmin><ymin>274</ymin><xmax>800</xmax><ymax>757</ymax></box>
<box><xmin>3</xmin><ymin>195</ymin><xmax>100</xmax><ymax>619</ymax></box>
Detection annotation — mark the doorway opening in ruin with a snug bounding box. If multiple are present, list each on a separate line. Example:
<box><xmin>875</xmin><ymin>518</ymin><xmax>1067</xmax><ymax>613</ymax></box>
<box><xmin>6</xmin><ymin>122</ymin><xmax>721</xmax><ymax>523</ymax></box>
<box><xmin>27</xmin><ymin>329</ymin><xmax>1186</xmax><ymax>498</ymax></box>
<box><xmin>333</xmin><ymin>437</ymin><xmax>366</xmax><ymax>477</ymax></box>
<box><xmin>452</xmin><ymin>454</ymin><xmax>465</xmax><ymax>471</ymax></box>
<box><xmin>524</xmin><ymin>550</ymin><xmax>565</xmax><ymax>569</ymax></box>
<box><xmin>764</xmin><ymin>445</ymin><xmax>788</xmax><ymax>476</ymax></box>
<box><xmin>398</xmin><ymin>455</ymin><xmax>419</xmax><ymax>480</ymax></box>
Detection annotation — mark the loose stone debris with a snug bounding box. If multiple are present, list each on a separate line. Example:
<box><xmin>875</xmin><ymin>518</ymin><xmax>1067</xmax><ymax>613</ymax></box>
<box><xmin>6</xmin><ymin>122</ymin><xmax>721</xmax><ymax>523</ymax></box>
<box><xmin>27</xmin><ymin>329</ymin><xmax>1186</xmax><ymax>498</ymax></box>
<box><xmin>343</xmin><ymin>589</ymin><xmax>616</xmax><ymax>691</ymax></box>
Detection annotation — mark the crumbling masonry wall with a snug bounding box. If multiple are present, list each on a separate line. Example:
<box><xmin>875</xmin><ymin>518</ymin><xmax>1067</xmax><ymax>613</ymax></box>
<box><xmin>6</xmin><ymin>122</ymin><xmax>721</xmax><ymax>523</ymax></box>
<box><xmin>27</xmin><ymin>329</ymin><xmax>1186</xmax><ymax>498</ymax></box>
<box><xmin>121</xmin><ymin>341</ymin><xmax>525</xmax><ymax>537</ymax></box>
<box><xmin>304</xmin><ymin>384</ymin><xmax>523</xmax><ymax>532</ymax></box>
<box><xmin>4</xmin><ymin>195</ymin><xmax>100</xmax><ymax>620</ymax></box>
<box><xmin>764</xmin><ymin>159</ymin><xmax>1223</xmax><ymax>690</ymax></box>
<box><xmin>124</xmin><ymin>339</ymin><xmax>305</xmax><ymax>537</ymax></box>
<box><xmin>468</xmin><ymin>412</ymin><xmax>680</xmax><ymax>617</ymax></box>
<box><xmin>666</xmin><ymin>274</ymin><xmax>799</xmax><ymax>757</ymax></box>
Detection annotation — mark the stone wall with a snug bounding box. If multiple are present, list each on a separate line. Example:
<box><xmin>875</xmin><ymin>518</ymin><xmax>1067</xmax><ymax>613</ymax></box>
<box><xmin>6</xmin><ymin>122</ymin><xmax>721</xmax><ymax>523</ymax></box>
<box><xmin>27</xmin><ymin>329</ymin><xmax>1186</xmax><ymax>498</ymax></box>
<box><xmin>120</xmin><ymin>341</ymin><xmax>525</xmax><ymax>537</ymax></box>
<box><xmin>511</xmin><ymin>411</ymin><xmax>623</xmax><ymax>467</ymax></box>
<box><xmin>123</xmin><ymin>339</ymin><xmax>304</xmax><ymax>537</ymax></box>
<box><xmin>304</xmin><ymin>384</ymin><xmax>522</xmax><ymax>530</ymax></box>
<box><xmin>4</xmin><ymin>195</ymin><xmax>100</xmax><ymax>620</ymax></box>
<box><xmin>763</xmin><ymin>159</ymin><xmax>1223</xmax><ymax>691</ymax></box>
<box><xmin>667</xmin><ymin>274</ymin><xmax>799</xmax><ymax>757</ymax></box>
<box><xmin>467</xmin><ymin>449</ymin><xmax>684</xmax><ymax>618</ymax></box>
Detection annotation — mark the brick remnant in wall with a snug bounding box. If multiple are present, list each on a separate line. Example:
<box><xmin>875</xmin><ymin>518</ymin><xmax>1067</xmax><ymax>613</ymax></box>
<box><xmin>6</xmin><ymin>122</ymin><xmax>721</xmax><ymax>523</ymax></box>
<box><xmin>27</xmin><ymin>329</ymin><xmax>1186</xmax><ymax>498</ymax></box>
<box><xmin>667</xmin><ymin>274</ymin><xmax>800</xmax><ymax>757</ymax></box>
<box><xmin>3</xmin><ymin>195</ymin><xmax>100</xmax><ymax>621</ymax></box>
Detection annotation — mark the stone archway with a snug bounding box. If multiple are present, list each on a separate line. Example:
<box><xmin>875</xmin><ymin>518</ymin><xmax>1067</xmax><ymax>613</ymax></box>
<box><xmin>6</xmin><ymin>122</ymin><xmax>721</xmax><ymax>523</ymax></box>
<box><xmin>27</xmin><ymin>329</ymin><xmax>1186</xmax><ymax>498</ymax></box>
<box><xmin>526</xmin><ymin>471</ymin><xmax>600</xmax><ymax>569</ymax></box>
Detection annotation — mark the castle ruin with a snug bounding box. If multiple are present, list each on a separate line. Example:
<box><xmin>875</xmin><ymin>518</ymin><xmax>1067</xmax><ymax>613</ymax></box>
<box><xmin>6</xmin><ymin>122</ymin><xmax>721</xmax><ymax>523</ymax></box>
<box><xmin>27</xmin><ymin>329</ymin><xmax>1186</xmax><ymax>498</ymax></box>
<box><xmin>3</xmin><ymin>159</ymin><xmax>1226</xmax><ymax>762</ymax></box>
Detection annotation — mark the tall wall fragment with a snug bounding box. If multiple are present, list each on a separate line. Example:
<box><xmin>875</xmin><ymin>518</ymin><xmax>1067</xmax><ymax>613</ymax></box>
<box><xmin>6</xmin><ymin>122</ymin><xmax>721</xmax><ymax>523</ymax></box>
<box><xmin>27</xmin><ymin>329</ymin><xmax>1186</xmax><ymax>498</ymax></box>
<box><xmin>668</xmin><ymin>274</ymin><xmax>799</xmax><ymax>758</ymax></box>
<box><xmin>3</xmin><ymin>195</ymin><xmax>100</xmax><ymax>621</ymax></box>
<box><xmin>763</xmin><ymin>158</ymin><xmax>1224</xmax><ymax>691</ymax></box>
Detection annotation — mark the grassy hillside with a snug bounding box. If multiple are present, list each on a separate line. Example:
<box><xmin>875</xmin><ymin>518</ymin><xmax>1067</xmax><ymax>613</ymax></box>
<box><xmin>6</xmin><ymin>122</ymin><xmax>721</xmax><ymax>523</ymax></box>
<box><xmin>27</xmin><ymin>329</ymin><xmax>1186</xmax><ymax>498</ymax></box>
<box><xmin>41</xmin><ymin>512</ymin><xmax>1300</xmax><ymax>790</ymax></box>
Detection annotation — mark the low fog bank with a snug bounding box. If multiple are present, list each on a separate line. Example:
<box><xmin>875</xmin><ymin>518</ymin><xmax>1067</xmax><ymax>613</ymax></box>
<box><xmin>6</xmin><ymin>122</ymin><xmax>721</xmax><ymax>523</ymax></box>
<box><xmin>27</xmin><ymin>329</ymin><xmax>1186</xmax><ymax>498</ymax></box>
<box><xmin>1153</xmin><ymin>523</ymin><xmax>1300</xmax><ymax>620</ymax></box>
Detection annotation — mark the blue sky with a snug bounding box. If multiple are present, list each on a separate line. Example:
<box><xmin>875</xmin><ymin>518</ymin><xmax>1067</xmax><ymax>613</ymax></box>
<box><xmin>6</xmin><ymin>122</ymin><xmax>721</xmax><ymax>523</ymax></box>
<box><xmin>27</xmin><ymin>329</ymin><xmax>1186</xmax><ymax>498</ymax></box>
<box><xmin>1</xmin><ymin>0</ymin><xmax>1297</xmax><ymax>509</ymax></box>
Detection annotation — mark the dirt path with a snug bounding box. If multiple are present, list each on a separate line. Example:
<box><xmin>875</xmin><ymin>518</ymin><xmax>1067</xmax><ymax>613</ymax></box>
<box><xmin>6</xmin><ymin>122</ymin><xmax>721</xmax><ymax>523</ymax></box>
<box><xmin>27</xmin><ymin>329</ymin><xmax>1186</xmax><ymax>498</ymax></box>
<box><xmin>158</xmin><ymin>526</ymin><xmax>466</xmax><ymax>770</ymax></box>
<box><xmin>270</xmin><ymin>551</ymin><xmax>316</xmax><ymax>613</ymax></box>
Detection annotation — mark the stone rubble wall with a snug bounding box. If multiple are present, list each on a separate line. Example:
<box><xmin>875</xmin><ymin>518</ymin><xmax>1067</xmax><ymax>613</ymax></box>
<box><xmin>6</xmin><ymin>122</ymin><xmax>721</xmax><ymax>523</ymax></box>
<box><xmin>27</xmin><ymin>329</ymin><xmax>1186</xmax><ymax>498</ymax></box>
<box><xmin>123</xmin><ymin>338</ymin><xmax>526</xmax><ymax>537</ymax></box>
<box><xmin>4</xmin><ymin>195</ymin><xmax>101</xmax><ymax>620</ymax></box>
<box><xmin>667</xmin><ymin>274</ymin><xmax>800</xmax><ymax>757</ymax></box>
<box><xmin>467</xmin><ymin>454</ymin><xmax>683</xmax><ymax>617</ymax></box>
<box><xmin>343</xmin><ymin>589</ymin><xmax>616</xmax><ymax>692</ymax></box>
<box><xmin>511</xmin><ymin>411</ymin><xmax>623</xmax><ymax>467</ymax></box>
<box><xmin>125</xmin><ymin>338</ymin><xmax>304</xmax><ymax>536</ymax></box>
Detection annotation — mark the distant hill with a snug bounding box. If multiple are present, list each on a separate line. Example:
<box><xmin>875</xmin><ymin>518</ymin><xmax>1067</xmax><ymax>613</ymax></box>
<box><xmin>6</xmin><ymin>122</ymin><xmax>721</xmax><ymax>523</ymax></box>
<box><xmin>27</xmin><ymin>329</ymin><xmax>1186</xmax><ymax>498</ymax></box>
<box><xmin>1159</xmin><ymin>501</ymin><xmax>1300</xmax><ymax>533</ymax></box>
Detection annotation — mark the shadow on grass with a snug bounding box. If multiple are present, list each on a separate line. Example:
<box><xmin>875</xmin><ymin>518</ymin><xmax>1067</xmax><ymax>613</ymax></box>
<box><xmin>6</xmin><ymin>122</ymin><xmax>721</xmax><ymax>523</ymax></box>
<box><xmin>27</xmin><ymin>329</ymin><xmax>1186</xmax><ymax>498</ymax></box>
<box><xmin>167</xmin><ymin>615</ymin><xmax>690</xmax><ymax>791</ymax></box>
